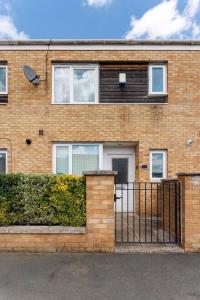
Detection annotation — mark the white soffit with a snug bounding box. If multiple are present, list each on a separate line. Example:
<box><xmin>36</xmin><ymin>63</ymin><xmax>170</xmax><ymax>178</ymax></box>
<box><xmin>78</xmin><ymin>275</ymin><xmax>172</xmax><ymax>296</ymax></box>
<box><xmin>1</xmin><ymin>44</ymin><xmax>200</xmax><ymax>51</ymax></box>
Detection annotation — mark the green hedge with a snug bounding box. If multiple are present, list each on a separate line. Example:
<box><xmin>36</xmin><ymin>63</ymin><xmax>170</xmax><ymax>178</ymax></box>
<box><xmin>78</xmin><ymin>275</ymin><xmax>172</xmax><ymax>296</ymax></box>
<box><xmin>0</xmin><ymin>174</ymin><xmax>86</xmax><ymax>226</ymax></box>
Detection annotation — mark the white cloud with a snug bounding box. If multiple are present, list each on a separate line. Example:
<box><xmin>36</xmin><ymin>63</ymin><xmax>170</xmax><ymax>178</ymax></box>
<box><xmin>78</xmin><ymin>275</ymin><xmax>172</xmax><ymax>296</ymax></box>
<box><xmin>185</xmin><ymin>0</ymin><xmax>200</xmax><ymax>18</ymax></box>
<box><xmin>0</xmin><ymin>15</ymin><xmax>28</xmax><ymax>39</ymax></box>
<box><xmin>84</xmin><ymin>0</ymin><xmax>113</xmax><ymax>7</ymax></box>
<box><xmin>0</xmin><ymin>0</ymin><xmax>28</xmax><ymax>40</ymax></box>
<box><xmin>125</xmin><ymin>0</ymin><xmax>200</xmax><ymax>39</ymax></box>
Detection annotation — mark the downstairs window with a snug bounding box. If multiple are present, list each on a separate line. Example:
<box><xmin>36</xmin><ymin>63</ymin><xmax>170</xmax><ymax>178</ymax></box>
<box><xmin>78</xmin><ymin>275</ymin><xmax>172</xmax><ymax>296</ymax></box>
<box><xmin>53</xmin><ymin>144</ymin><xmax>103</xmax><ymax>176</ymax></box>
<box><xmin>150</xmin><ymin>150</ymin><xmax>167</xmax><ymax>181</ymax></box>
<box><xmin>0</xmin><ymin>151</ymin><xmax>7</xmax><ymax>174</ymax></box>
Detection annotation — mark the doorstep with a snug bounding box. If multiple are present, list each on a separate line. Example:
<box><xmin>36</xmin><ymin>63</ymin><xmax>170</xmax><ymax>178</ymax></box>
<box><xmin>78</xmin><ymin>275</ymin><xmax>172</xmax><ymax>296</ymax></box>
<box><xmin>115</xmin><ymin>244</ymin><xmax>184</xmax><ymax>254</ymax></box>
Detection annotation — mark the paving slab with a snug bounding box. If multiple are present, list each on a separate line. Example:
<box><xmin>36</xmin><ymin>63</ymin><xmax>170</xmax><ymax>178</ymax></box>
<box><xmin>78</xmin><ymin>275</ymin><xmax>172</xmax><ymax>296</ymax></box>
<box><xmin>115</xmin><ymin>243</ymin><xmax>184</xmax><ymax>253</ymax></box>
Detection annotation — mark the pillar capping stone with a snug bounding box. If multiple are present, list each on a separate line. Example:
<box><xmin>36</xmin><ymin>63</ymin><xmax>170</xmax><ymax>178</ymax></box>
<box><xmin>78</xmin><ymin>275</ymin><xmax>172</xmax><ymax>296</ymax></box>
<box><xmin>83</xmin><ymin>170</ymin><xmax>117</xmax><ymax>176</ymax></box>
<box><xmin>161</xmin><ymin>178</ymin><xmax>178</xmax><ymax>182</ymax></box>
<box><xmin>177</xmin><ymin>172</ymin><xmax>200</xmax><ymax>176</ymax></box>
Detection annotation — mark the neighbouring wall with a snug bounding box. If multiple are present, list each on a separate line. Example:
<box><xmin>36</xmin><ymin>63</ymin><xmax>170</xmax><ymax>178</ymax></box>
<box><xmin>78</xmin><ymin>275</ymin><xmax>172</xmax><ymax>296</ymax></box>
<box><xmin>159</xmin><ymin>173</ymin><xmax>200</xmax><ymax>252</ymax></box>
<box><xmin>178</xmin><ymin>173</ymin><xmax>200</xmax><ymax>252</ymax></box>
<box><xmin>159</xmin><ymin>179</ymin><xmax>181</xmax><ymax>242</ymax></box>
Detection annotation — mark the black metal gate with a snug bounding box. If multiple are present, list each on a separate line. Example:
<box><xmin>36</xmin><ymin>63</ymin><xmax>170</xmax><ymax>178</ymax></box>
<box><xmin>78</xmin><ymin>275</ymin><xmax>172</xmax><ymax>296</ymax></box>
<box><xmin>114</xmin><ymin>181</ymin><xmax>181</xmax><ymax>244</ymax></box>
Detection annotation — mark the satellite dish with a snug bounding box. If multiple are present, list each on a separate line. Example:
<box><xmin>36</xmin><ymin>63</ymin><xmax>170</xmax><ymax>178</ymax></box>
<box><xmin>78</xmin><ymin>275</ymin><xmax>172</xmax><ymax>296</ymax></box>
<box><xmin>23</xmin><ymin>65</ymin><xmax>40</xmax><ymax>85</ymax></box>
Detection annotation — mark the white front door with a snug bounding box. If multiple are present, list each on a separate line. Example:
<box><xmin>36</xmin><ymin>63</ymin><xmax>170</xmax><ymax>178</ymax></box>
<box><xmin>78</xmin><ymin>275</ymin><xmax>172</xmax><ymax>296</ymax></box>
<box><xmin>103</xmin><ymin>147</ymin><xmax>135</xmax><ymax>212</ymax></box>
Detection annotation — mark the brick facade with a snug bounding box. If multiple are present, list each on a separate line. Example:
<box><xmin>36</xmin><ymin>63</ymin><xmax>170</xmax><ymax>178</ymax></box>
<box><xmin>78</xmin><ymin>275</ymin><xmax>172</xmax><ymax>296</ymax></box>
<box><xmin>0</xmin><ymin>47</ymin><xmax>200</xmax><ymax>178</ymax></box>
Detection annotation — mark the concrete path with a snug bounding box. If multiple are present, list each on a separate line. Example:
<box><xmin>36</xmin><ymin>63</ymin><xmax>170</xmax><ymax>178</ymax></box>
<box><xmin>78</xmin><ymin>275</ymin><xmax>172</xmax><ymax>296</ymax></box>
<box><xmin>116</xmin><ymin>213</ymin><xmax>176</xmax><ymax>243</ymax></box>
<box><xmin>0</xmin><ymin>253</ymin><xmax>199</xmax><ymax>300</ymax></box>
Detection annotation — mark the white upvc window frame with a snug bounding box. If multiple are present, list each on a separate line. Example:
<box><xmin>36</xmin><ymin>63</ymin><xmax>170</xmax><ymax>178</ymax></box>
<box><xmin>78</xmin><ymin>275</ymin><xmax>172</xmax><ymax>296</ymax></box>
<box><xmin>149</xmin><ymin>150</ymin><xmax>167</xmax><ymax>181</ymax></box>
<box><xmin>52</xmin><ymin>143</ymin><xmax>103</xmax><ymax>174</ymax></box>
<box><xmin>0</xmin><ymin>150</ymin><xmax>8</xmax><ymax>174</ymax></box>
<box><xmin>148</xmin><ymin>64</ymin><xmax>167</xmax><ymax>95</ymax></box>
<box><xmin>0</xmin><ymin>65</ymin><xmax>8</xmax><ymax>95</ymax></box>
<box><xmin>52</xmin><ymin>64</ymin><xmax>99</xmax><ymax>104</ymax></box>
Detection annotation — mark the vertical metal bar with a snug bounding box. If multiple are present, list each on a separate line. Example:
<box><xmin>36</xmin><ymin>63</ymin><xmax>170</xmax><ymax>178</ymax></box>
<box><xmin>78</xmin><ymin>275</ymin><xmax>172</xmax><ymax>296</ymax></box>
<box><xmin>174</xmin><ymin>181</ymin><xmax>178</xmax><ymax>244</ymax></box>
<box><xmin>145</xmin><ymin>182</ymin><xmax>147</xmax><ymax>243</ymax></box>
<box><xmin>133</xmin><ymin>182</ymin><xmax>135</xmax><ymax>243</ymax></box>
<box><xmin>179</xmin><ymin>181</ymin><xmax>182</xmax><ymax>244</ymax></box>
<box><xmin>127</xmin><ymin>182</ymin><xmax>129</xmax><ymax>243</ymax></box>
<box><xmin>169</xmin><ymin>182</ymin><xmax>171</xmax><ymax>243</ymax></box>
<box><xmin>157</xmin><ymin>183</ymin><xmax>159</xmax><ymax>242</ymax></box>
<box><xmin>151</xmin><ymin>182</ymin><xmax>153</xmax><ymax>243</ymax></box>
<box><xmin>163</xmin><ymin>181</ymin><xmax>165</xmax><ymax>243</ymax></box>
<box><xmin>139</xmin><ymin>182</ymin><xmax>141</xmax><ymax>243</ymax></box>
<box><xmin>121</xmin><ymin>183</ymin><xmax>123</xmax><ymax>242</ymax></box>
<box><xmin>114</xmin><ymin>185</ymin><xmax>117</xmax><ymax>243</ymax></box>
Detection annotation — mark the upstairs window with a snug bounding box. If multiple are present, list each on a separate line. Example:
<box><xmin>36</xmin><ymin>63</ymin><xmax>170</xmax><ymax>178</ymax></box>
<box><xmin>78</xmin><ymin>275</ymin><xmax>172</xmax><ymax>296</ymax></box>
<box><xmin>0</xmin><ymin>66</ymin><xmax>7</xmax><ymax>95</ymax></box>
<box><xmin>0</xmin><ymin>151</ymin><xmax>7</xmax><ymax>174</ymax></box>
<box><xmin>52</xmin><ymin>65</ymin><xmax>98</xmax><ymax>104</ymax></box>
<box><xmin>149</xmin><ymin>64</ymin><xmax>167</xmax><ymax>95</ymax></box>
<box><xmin>150</xmin><ymin>150</ymin><xmax>167</xmax><ymax>181</ymax></box>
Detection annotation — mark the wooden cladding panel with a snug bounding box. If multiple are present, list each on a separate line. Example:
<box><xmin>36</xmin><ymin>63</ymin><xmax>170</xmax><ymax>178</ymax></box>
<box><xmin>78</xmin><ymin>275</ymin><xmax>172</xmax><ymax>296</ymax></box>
<box><xmin>99</xmin><ymin>64</ymin><xmax>167</xmax><ymax>104</ymax></box>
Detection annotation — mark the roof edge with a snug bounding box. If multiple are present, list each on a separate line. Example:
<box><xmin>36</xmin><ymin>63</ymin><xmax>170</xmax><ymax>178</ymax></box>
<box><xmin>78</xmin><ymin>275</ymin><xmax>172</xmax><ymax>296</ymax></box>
<box><xmin>1</xmin><ymin>39</ymin><xmax>200</xmax><ymax>46</ymax></box>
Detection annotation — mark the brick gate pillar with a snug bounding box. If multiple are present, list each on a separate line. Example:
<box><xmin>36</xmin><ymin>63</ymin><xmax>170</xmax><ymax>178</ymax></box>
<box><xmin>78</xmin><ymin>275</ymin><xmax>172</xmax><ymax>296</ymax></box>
<box><xmin>177</xmin><ymin>173</ymin><xmax>200</xmax><ymax>252</ymax></box>
<box><xmin>83</xmin><ymin>171</ymin><xmax>117</xmax><ymax>252</ymax></box>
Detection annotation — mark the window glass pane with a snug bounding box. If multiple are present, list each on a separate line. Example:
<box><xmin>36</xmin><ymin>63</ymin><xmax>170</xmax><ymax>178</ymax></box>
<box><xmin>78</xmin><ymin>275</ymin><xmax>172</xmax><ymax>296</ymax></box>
<box><xmin>0</xmin><ymin>153</ymin><xmax>6</xmax><ymax>174</ymax></box>
<box><xmin>152</xmin><ymin>67</ymin><xmax>163</xmax><ymax>93</ymax></box>
<box><xmin>73</xmin><ymin>69</ymin><xmax>95</xmax><ymax>102</ymax></box>
<box><xmin>54</xmin><ymin>67</ymin><xmax>70</xmax><ymax>103</ymax></box>
<box><xmin>152</xmin><ymin>153</ymin><xmax>164</xmax><ymax>178</ymax></box>
<box><xmin>0</xmin><ymin>68</ymin><xmax>6</xmax><ymax>93</ymax></box>
<box><xmin>56</xmin><ymin>146</ymin><xmax>69</xmax><ymax>174</ymax></box>
<box><xmin>72</xmin><ymin>145</ymin><xmax>99</xmax><ymax>176</ymax></box>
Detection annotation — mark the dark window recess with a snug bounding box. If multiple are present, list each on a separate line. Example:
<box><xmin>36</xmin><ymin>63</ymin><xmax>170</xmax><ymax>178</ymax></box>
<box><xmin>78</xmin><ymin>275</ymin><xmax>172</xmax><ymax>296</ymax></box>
<box><xmin>0</xmin><ymin>95</ymin><xmax>8</xmax><ymax>104</ymax></box>
<box><xmin>99</xmin><ymin>64</ymin><xmax>167</xmax><ymax>104</ymax></box>
<box><xmin>0</xmin><ymin>153</ymin><xmax>6</xmax><ymax>174</ymax></box>
<box><xmin>112</xmin><ymin>158</ymin><xmax>128</xmax><ymax>184</ymax></box>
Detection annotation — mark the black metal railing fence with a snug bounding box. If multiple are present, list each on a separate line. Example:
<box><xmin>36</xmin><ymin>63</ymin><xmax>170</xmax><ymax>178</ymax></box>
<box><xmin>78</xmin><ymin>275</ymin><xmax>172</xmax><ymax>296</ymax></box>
<box><xmin>114</xmin><ymin>181</ymin><xmax>181</xmax><ymax>244</ymax></box>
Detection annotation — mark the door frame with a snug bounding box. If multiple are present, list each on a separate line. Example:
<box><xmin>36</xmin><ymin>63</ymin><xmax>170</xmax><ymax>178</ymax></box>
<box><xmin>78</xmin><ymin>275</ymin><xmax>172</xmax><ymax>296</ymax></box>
<box><xmin>103</xmin><ymin>147</ymin><xmax>135</xmax><ymax>213</ymax></box>
<box><xmin>108</xmin><ymin>154</ymin><xmax>135</xmax><ymax>212</ymax></box>
<box><xmin>107</xmin><ymin>154</ymin><xmax>134</xmax><ymax>183</ymax></box>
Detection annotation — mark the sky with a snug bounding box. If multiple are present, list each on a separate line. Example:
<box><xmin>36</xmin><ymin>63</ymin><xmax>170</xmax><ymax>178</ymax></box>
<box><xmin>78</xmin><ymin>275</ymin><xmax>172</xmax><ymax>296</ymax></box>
<box><xmin>0</xmin><ymin>0</ymin><xmax>200</xmax><ymax>40</ymax></box>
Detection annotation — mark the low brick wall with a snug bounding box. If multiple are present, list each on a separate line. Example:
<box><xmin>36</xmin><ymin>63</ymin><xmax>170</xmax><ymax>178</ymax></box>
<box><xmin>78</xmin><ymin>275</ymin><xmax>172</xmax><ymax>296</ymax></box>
<box><xmin>178</xmin><ymin>173</ymin><xmax>200</xmax><ymax>252</ymax></box>
<box><xmin>159</xmin><ymin>172</ymin><xmax>200</xmax><ymax>252</ymax></box>
<box><xmin>0</xmin><ymin>171</ymin><xmax>116</xmax><ymax>253</ymax></box>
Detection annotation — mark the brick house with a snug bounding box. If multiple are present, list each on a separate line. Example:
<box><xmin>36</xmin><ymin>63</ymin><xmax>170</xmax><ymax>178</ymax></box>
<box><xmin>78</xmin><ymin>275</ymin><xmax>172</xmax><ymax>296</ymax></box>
<box><xmin>0</xmin><ymin>40</ymin><xmax>199</xmax><ymax>183</ymax></box>
<box><xmin>0</xmin><ymin>40</ymin><xmax>200</xmax><ymax>252</ymax></box>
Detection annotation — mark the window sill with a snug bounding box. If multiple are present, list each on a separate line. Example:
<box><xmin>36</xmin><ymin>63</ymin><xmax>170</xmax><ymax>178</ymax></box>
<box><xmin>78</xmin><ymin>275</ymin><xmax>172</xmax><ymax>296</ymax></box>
<box><xmin>0</xmin><ymin>226</ymin><xmax>86</xmax><ymax>234</ymax></box>
<box><xmin>51</xmin><ymin>102</ymin><xmax>98</xmax><ymax>105</ymax></box>
<box><xmin>148</xmin><ymin>93</ymin><xmax>168</xmax><ymax>98</ymax></box>
<box><xmin>51</xmin><ymin>101</ymin><xmax>168</xmax><ymax>105</ymax></box>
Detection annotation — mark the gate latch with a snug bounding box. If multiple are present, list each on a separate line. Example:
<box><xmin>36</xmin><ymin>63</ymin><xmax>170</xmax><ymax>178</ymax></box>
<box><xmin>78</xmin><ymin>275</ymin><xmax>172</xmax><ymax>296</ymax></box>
<box><xmin>114</xmin><ymin>194</ymin><xmax>122</xmax><ymax>202</ymax></box>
